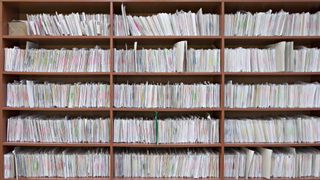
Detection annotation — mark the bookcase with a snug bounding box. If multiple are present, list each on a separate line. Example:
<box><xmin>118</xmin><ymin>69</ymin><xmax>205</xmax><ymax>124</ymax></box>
<box><xmin>1</xmin><ymin>0</ymin><xmax>320</xmax><ymax>180</ymax></box>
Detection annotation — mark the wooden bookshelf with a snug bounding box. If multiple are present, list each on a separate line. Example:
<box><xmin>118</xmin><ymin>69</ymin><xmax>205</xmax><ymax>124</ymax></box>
<box><xmin>1</xmin><ymin>0</ymin><xmax>320</xmax><ymax>180</ymax></box>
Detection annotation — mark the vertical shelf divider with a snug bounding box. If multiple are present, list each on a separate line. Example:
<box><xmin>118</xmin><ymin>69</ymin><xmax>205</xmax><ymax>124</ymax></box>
<box><xmin>109</xmin><ymin>1</ymin><xmax>114</xmax><ymax>179</ymax></box>
<box><xmin>0</xmin><ymin>1</ymin><xmax>4</xmax><ymax>179</ymax></box>
<box><xmin>219</xmin><ymin>1</ymin><xmax>225</xmax><ymax>179</ymax></box>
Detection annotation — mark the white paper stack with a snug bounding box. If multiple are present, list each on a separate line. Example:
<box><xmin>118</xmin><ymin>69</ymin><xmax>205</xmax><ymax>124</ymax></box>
<box><xmin>115</xmin><ymin>148</ymin><xmax>219</xmax><ymax>178</ymax></box>
<box><xmin>272</xmin><ymin>148</ymin><xmax>296</xmax><ymax>178</ymax></box>
<box><xmin>114</xmin><ymin>82</ymin><xmax>220</xmax><ymax>108</ymax></box>
<box><xmin>225</xmin><ymin>116</ymin><xmax>320</xmax><ymax>143</ymax></box>
<box><xmin>114</xmin><ymin>115</ymin><xmax>219</xmax><ymax>144</ymax></box>
<box><xmin>114</xmin><ymin>41</ymin><xmax>220</xmax><ymax>72</ymax></box>
<box><xmin>114</xmin><ymin>117</ymin><xmax>155</xmax><ymax>143</ymax></box>
<box><xmin>225</xmin><ymin>81</ymin><xmax>320</xmax><ymax>108</ymax></box>
<box><xmin>224</xmin><ymin>148</ymin><xmax>247</xmax><ymax>178</ymax></box>
<box><xmin>225</xmin><ymin>147</ymin><xmax>320</xmax><ymax>179</ymax></box>
<box><xmin>225</xmin><ymin>47</ymin><xmax>277</xmax><ymax>72</ymax></box>
<box><xmin>225</xmin><ymin>10</ymin><xmax>320</xmax><ymax>36</ymax></box>
<box><xmin>186</xmin><ymin>48</ymin><xmax>220</xmax><ymax>72</ymax></box>
<box><xmin>295</xmin><ymin>148</ymin><xmax>320</xmax><ymax>177</ymax></box>
<box><xmin>5</xmin><ymin>46</ymin><xmax>110</xmax><ymax>72</ymax></box>
<box><xmin>290</xmin><ymin>47</ymin><xmax>320</xmax><ymax>72</ymax></box>
<box><xmin>27</xmin><ymin>13</ymin><xmax>110</xmax><ymax>36</ymax></box>
<box><xmin>216</xmin><ymin>40</ymin><xmax>320</xmax><ymax>72</ymax></box>
<box><xmin>7</xmin><ymin>80</ymin><xmax>110</xmax><ymax>108</ymax></box>
<box><xmin>114</xmin><ymin>5</ymin><xmax>219</xmax><ymax>36</ymax></box>
<box><xmin>7</xmin><ymin>115</ymin><xmax>109</xmax><ymax>143</ymax></box>
<box><xmin>5</xmin><ymin>148</ymin><xmax>109</xmax><ymax>178</ymax></box>
<box><xmin>4</xmin><ymin>153</ymin><xmax>15</xmax><ymax>179</ymax></box>
<box><xmin>225</xmin><ymin>41</ymin><xmax>293</xmax><ymax>72</ymax></box>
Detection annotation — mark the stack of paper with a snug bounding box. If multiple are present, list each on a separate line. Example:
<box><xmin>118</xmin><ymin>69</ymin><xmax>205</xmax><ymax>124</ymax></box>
<box><xmin>225</xmin><ymin>41</ymin><xmax>293</xmax><ymax>72</ymax></box>
<box><xmin>225</xmin><ymin>147</ymin><xmax>320</xmax><ymax>179</ymax></box>
<box><xmin>290</xmin><ymin>47</ymin><xmax>320</xmax><ymax>72</ymax></box>
<box><xmin>7</xmin><ymin>80</ymin><xmax>110</xmax><ymax>108</ymax></box>
<box><xmin>4</xmin><ymin>153</ymin><xmax>15</xmax><ymax>179</ymax></box>
<box><xmin>224</xmin><ymin>148</ymin><xmax>247</xmax><ymax>178</ymax></box>
<box><xmin>114</xmin><ymin>4</ymin><xmax>219</xmax><ymax>36</ymax></box>
<box><xmin>114</xmin><ymin>41</ymin><xmax>220</xmax><ymax>72</ymax></box>
<box><xmin>225</xmin><ymin>116</ymin><xmax>320</xmax><ymax>143</ymax></box>
<box><xmin>114</xmin><ymin>117</ymin><xmax>155</xmax><ymax>143</ymax></box>
<box><xmin>5</xmin><ymin>148</ymin><xmax>109</xmax><ymax>178</ymax></box>
<box><xmin>272</xmin><ymin>148</ymin><xmax>296</xmax><ymax>178</ymax></box>
<box><xmin>225</xmin><ymin>10</ymin><xmax>320</xmax><ymax>36</ymax></box>
<box><xmin>225</xmin><ymin>41</ymin><xmax>320</xmax><ymax>72</ymax></box>
<box><xmin>225</xmin><ymin>47</ymin><xmax>277</xmax><ymax>72</ymax></box>
<box><xmin>7</xmin><ymin>115</ymin><xmax>109</xmax><ymax>143</ymax></box>
<box><xmin>115</xmin><ymin>148</ymin><xmax>219</xmax><ymax>178</ymax></box>
<box><xmin>225</xmin><ymin>81</ymin><xmax>320</xmax><ymax>108</ymax></box>
<box><xmin>114</xmin><ymin>82</ymin><xmax>220</xmax><ymax>108</ymax></box>
<box><xmin>26</xmin><ymin>13</ymin><xmax>110</xmax><ymax>36</ymax></box>
<box><xmin>186</xmin><ymin>48</ymin><xmax>220</xmax><ymax>72</ymax></box>
<box><xmin>295</xmin><ymin>148</ymin><xmax>320</xmax><ymax>177</ymax></box>
<box><xmin>5</xmin><ymin>46</ymin><xmax>110</xmax><ymax>72</ymax></box>
<box><xmin>114</xmin><ymin>115</ymin><xmax>219</xmax><ymax>144</ymax></box>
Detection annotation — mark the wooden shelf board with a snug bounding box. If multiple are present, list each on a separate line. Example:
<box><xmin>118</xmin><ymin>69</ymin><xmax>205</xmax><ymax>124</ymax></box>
<box><xmin>113</xmin><ymin>36</ymin><xmax>222</xmax><ymax>40</ymax></box>
<box><xmin>223</xmin><ymin>0</ymin><xmax>320</xmax><ymax>2</ymax></box>
<box><xmin>224</xmin><ymin>72</ymin><xmax>320</xmax><ymax>76</ymax></box>
<box><xmin>3</xmin><ymin>72</ymin><xmax>111</xmax><ymax>75</ymax></box>
<box><xmin>224</xmin><ymin>143</ymin><xmax>320</xmax><ymax>147</ymax></box>
<box><xmin>224</xmin><ymin>108</ymin><xmax>320</xmax><ymax>111</ymax></box>
<box><xmin>113</xmin><ymin>178</ymin><xmax>220</xmax><ymax>180</ymax></box>
<box><xmin>5</xmin><ymin>177</ymin><xmax>319</xmax><ymax>180</ymax></box>
<box><xmin>224</xmin><ymin>36</ymin><xmax>320</xmax><ymax>40</ymax></box>
<box><xmin>113</xmin><ymin>143</ymin><xmax>221</xmax><ymax>148</ymax></box>
<box><xmin>5</xmin><ymin>107</ymin><xmax>318</xmax><ymax>112</ymax></box>
<box><xmin>8</xmin><ymin>0</ymin><xmax>317</xmax><ymax>3</ymax></box>
<box><xmin>114</xmin><ymin>72</ymin><xmax>221</xmax><ymax>76</ymax></box>
<box><xmin>113</xmin><ymin>108</ymin><xmax>222</xmax><ymax>112</ymax></box>
<box><xmin>3</xmin><ymin>0</ymin><xmax>107</xmax><ymax>2</ymax></box>
<box><xmin>5</xmin><ymin>178</ymin><xmax>109</xmax><ymax>180</ymax></box>
<box><xmin>5</xmin><ymin>72</ymin><xmax>320</xmax><ymax>76</ymax></box>
<box><xmin>4</xmin><ymin>35</ymin><xmax>319</xmax><ymax>41</ymax></box>
<box><xmin>112</xmin><ymin>0</ymin><xmax>221</xmax><ymax>2</ymax></box>
<box><xmin>3</xmin><ymin>35</ymin><xmax>110</xmax><ymax>40</ymax></box>
<box><xmin>3</xmin><ymin>107</ymin><xmax>111</xmax><ymax>111</ymax></box>
<box><xmin>3</xmin><ymin>142</ymin><xmax>110</xmax><ymax>147</ymax></box>
<box><xmin>224</xmin><ymin>178</ymin><xmax>320</xmax><ymax>180</ymax></box>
